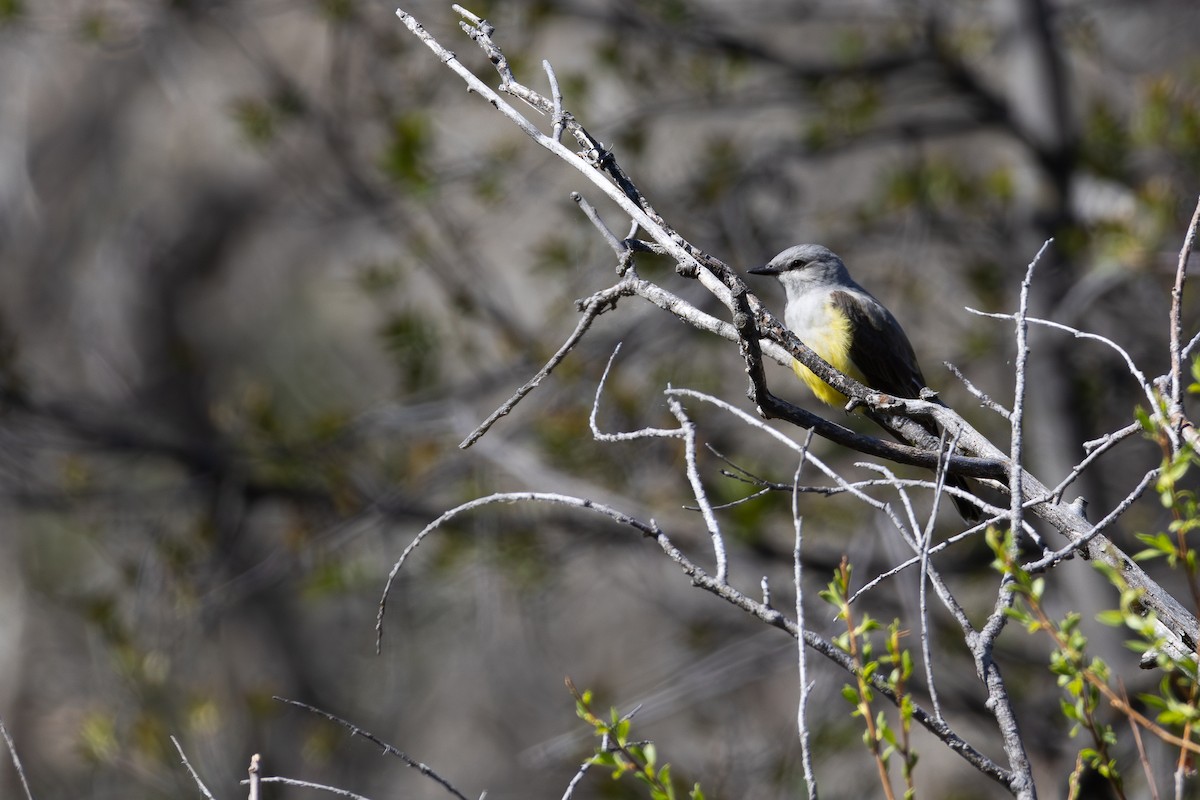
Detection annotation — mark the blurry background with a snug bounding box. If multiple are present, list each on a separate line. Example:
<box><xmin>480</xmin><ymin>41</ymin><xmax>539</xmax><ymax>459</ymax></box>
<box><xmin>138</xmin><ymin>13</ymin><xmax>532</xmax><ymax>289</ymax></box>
<box><xmin>0</xmin><ymin>1</ymin><xmax>1199</xmax><ymax>798</ymax></box>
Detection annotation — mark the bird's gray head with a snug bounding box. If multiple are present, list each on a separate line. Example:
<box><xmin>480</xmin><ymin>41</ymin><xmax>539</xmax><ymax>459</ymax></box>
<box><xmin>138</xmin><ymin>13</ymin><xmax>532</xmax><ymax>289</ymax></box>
<box><xmin>747</xmin><ymin>244</ymin><xmax>854</xmax><ymax>293</ymax></box>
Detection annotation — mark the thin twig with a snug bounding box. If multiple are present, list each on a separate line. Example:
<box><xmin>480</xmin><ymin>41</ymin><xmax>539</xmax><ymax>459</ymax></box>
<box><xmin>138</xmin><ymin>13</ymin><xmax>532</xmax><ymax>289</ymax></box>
<box><xmin>670</xmin><ymin>387</ymin><xmax>989</xmax><ymax>650</ymax></box>
<box><xmin>1022</xmin><ymin>468</ymin><xmax>1159</xmax><ymax>573</ymax></box>
<box><xmin>1050</xmin><ymin>422</ymin><xmax>1142</xmax><ymax>502</ymax></box>
<box><xmin>853</xmin><ymin>460</ymin><xmax>977</xmax><ymax>637</ymax></box>
<box><xmin>449</xmin><ymin>4</ymin><xmax>482</xmax><ymax>26</ymax></box>
<box><xmin>377</xmin><ymin>490</ymin><xmax>658</xmax><ymax>650</ymax></box>
<box><xmin>1</xmin><ymin>720</ymin><xmax>35</xmax><ymax>800</ymax></box>
<box><xmin>792</xmin><ymin>432</ymin><xmax>819</xmax><ymax>800</ymax></box>
<box><xmin>856</xmin><ymin>461</ymin><xmax>921</xmax><ymax>547</ymax></box>
<box><xmin>967</xmin><ymin>308</ymin><xmax>1155</xmax><ymax>411</ymax></box>
<box><xmin>590</xmin><ymin>344</ymin><xmax>684</xmax><ymax>442</ymax></box>
<box><xmin>560</xmin><ymin>757</ymin><xmax>596</xmax><ymax>800</ymax></box>
<box><xmin>248</xmin><ymin>776</ymin><xmax>372</xmax><ymax>800</ymax></box>
<box><xmin>1121</xmin><ymin>683</ymin><xmax>1161</xmax><ymax>800</ymax></box>
<box><xmin>974</xmin><ymin>241</ymin><xmax>1053</xmax><ymax>800</ymax></box>
<box><xmin>274</xmin><ymin>698</ymin><xmax>473</xmax><ymax>800</ymax></box>
<box><xmin>921</xmin><ymin>429</ymin><xmax>966</xmax><ymax>724</ymax></box>
<box><xmin>944</xmin><ymin>361</ymin><xmax>1012</xmax><ymax>420</ymax></box>
<box><xmin>572</xmin><ymin>192</ymin><xmax>628</xmax><ymax>261</ymax></box>
<box><xmin>640</xmin><ymin>510</ymin><xmax>1014</xmax><ymax>788</ymax></box>
<box><xmin>394</xmin><ymin>7</ymin><xmax>715</xmax><ymax>300</ymax></box>
<box><xmin>1169</xmin><ymin>195</ymin><xmax>1200</xmax><ymax>416</ymax></box>
<box><xmin>667</xmin><ymin>396</ymin><xmax>727</xmax><ymax>583</ymax></box>
<box><xmin>459</xmin><ymin>281</ymin><xmax>633</xmax><ymax>448</ymax></box>
<box><xmin>850</xmin><ymin>509</ymin><xmax>1027</xmax><ymax>605</ymax></box>
<box><xmin>543</xmin><ymin>59</ymin><xmax>565</xmax><ymax>142</ymax></box>
<box><xmin>170</xmin><ymin>735</ymin><xmax>217</xmax><ymax>800</ymax></box>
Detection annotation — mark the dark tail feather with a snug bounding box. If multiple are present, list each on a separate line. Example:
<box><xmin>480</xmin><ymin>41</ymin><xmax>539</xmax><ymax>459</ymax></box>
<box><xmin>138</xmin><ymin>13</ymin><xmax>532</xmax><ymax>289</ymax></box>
<box><xmin>945</xmin><ymin>474</ymin><xmax>981</xmax><ymax>524</ymax></box>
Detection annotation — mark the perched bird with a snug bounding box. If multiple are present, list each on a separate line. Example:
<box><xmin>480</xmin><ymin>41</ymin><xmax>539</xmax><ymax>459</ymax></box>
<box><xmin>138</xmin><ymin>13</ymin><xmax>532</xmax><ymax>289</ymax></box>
<box><xmin>749</xmin><ymin>244</ymin><xmax>980</xmax><ymax>522</ymax></box>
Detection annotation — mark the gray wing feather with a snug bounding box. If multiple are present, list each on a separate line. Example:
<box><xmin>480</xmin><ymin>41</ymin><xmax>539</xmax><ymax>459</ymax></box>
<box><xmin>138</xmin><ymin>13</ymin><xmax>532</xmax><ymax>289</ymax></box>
<box><xmin>830</xmin><ymin>289</ymin><xmax>927</xmax><ymax>400</ymax></box>
<box><xmin>831</xmin><ymin>290</ymin><xmax>980</xmax><ymax>521</ymax></box>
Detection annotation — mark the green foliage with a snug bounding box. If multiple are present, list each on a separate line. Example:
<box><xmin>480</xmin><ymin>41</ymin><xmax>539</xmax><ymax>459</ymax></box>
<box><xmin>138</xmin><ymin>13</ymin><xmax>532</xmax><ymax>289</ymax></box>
<box><xmin>996</xmin><ymin>533</ymin><xmax>1127</xmax><ymax>798</ymax></box>
<box><xmin>0</xmin><ymin>0</ymin><xmax>21</xmax><ymax>24</ymax></box>
<box><xmin>1138</xmin><ymin>76</ymin><xmax>1200</xmax><ymax>170</ymax></box>
<box><xmin>691</xmin><ymin>137</ymin><xmax>745</xmax><ymax>205</ymax></box>
<box><xmin>1001</xmin><ymin>388</ymin><xmax>1200</xmax><ymax>796</ymax></box>
<box><xmin>378</xmin><ymin>310</ymin><xmax>440</xmax><ymax>391</ymax></box>
<box><xmin>820</xmin><ymin>558</ymin><xmax>918</xmax><ymax>798</ymax></box>
<box><xmin>318</xmin><ymin>0</ymin><xmax>356</xmax><ymax>23</ymax></box>
<box><xmin>79</xmin><ymin>711</ymin><xmax>120</xmax><ymax>764</ymax></box>
<box><xmin>1081</xmin><ymin>100</ymin><xmax>1132</xmax><ymax>181</ymax></box>
<box><xmin>532</xmin><ymin>230</ymin><xmax>592</xmax><ymax>273</ymax></box>
<box><xmin>229</xmin><ymin>87</ymin><xmax>306</xmax><ymax>147</ymax></box>
<box><xmin>1133</xmin><ymin>377</ymin><xmax>1200</xmax><ymax>579</ymax></box>
<box><xmin>802</xmin><ymin>77</ymin><xmax>881</xmax><ymax>151</ymax></box>
<box><xmin>77</xmin><ymin>10</ymin><xmax>108</xmax><ymax>42</ymax></box>
<box><xmin>570</xmin><ymin>682</ymin><xmax>704</xmax><ymax>800</ymax></box>
<box><xmin>356</xmin><ymin>261</ymin><xmax>406</xmax><ymax>294</ymax></box>
<box><xmin>881</xmin><ymin>157</ymin><xmax>1011</xmax><ymax>215</ymax></box>
<box><xmin>380</xmin><ymin>112</ymin><xmax>433</xmax><ymax>191</ymax></box>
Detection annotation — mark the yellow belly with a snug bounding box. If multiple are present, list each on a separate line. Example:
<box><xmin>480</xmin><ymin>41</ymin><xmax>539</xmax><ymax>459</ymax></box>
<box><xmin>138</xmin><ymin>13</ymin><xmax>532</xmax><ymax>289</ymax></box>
<box><xmin>790</xmin><ymin>303</ymin><xmax>865</xmax><ymax>408</ymax></box>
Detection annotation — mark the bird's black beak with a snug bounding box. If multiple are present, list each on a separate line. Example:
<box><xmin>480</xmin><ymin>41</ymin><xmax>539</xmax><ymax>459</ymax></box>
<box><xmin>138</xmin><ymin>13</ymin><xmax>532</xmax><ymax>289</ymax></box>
<box><xmin>747</xmin><ymin>265</ymin><xmax>779</xmax><ymax>276</ymax></box>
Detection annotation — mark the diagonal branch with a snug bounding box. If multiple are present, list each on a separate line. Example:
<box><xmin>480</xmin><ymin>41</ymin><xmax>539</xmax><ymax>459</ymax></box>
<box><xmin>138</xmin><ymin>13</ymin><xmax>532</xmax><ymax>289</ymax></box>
<box><xmin>1170</xmin><ymin>195</ymin><xmax>1200</xmax><ymax>420</ymax></box>
<box><xmin>378</xmin><ymin>488</ymin><xmax>1016</xmax><ymax>789</ymax></box>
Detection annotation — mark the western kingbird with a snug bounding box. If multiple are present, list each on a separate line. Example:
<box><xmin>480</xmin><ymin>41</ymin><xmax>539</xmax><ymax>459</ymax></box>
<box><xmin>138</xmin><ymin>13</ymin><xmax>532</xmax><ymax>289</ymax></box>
<box><xmin>749</xmin><ymin>244</ymin><xmax>980</xmax><ymax>522</ymax></box>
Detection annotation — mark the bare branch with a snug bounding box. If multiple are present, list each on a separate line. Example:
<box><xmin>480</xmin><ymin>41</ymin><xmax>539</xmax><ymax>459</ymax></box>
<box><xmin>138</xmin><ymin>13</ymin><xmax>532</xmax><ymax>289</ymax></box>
<box><xmin>247</xmin><ymin>754</ymin><xmax>260</xmax><ymax>800</ymax></box>
<box><xmin>791</xmin><ymin>436</ymin><xmax>819</xmax><ymax>800</ymax></box>
<box><xmin>394</xmin><ymin>8</ymin><xmax>728</xmax><ymax>305</ymax></box>
<box><xmin>248</xmin><ymin>776</ymin><xmax>372</xmax><ymax>800</ymax></box>
<box><xmin>1023</xmin><ymin>468</ymin><xmax>1159</xmax><ymax>574</ymax></box>
<box><xmin>377</xmin><ymin>490</ymin><xmax>660</xmax><ymax>650</ymax></box>
<box><xmin>1050</xmin><ymin>422</ymin><xmax>1142</xmax><ymax>503</ymax></box>
<box><xmin>667</xmin><ymin>396</ymin><xmax>728</xmax><ymax>583</ymax></box>
<box><xmin>966</xmin><ymin>310</ymin><xmax>1155</xmax><ymax>411</ymax></box>
<box><xmin>560</xmin><ymin>754</ymin><xmax>596</xmax><ymax>800</ymax></box>
<box><xmin>588</xmin><ymin>355</ymin><xmax>729</xmax><ymax>579</ymax></box>
<box><xmin>274</xmin><ymin>698</ymin><xmax>473</xmax><ymax>800</ymax></box>
<box><xmin>1</xmin><ymin>720</ymin><xmax>35</xmax><ymax>800</ymax></box>
<box><xmin>170</xmin><ymin>736</ymin><xmax>217</xmax><ymax>800</ymax></box>
<box><xmin>459</xmin><ymin>281</ymin><xmax>634</xmax><ymax>448</ymax></box>
<box><xmin>638</xmin><ymin>499</ymin><xmax>1015</xmax><ymax>789</ymax></box>
<box><xmin>944</xmin><ymin>361</ymin><xmax>1012</xmax><ymax>420</ymax></box>
<box><xmin>972</xmin><ymin>241</ymin><xmax>1053</xmax><ymax>800</ymax></box>
<box><xmin>375</xmin><ymin>479</ymin><xmax>1012</xmax><ymax>787</ymax></box>
<box><xmin>920</xmin><ymin>431</ymin><xmax>969</xmax><ymax>723</ymax></box>
<box><xmin>397</xmin><ymin>6</ymin><xmax>1010</xmax><ymax>485</ymax></box>
<box><xmin>571</xmin><ymin>193</ymin><xmax>629</xmax><ymax>264</ymax></box>
<box><xmin>543</xmin><ymin>59</ymin><xmax>566</xmax><ymax>142</ymax></box>
<box><xmin>590</xmin><ymin>344</ymin><xmax>684</xmax><ymax>442</ymax></box>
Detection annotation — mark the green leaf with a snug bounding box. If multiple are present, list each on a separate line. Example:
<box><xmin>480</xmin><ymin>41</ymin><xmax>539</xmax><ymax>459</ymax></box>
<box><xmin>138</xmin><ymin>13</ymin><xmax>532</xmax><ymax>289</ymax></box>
<box><xmin>0</xmin><ymin>0</ymin><xmax>23</xmax><ymax>25</ymax></box>
<box><xmin>380</xmin><ymin>112</ymin><xmax>433</xmax><ymax>191</ymax></box>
